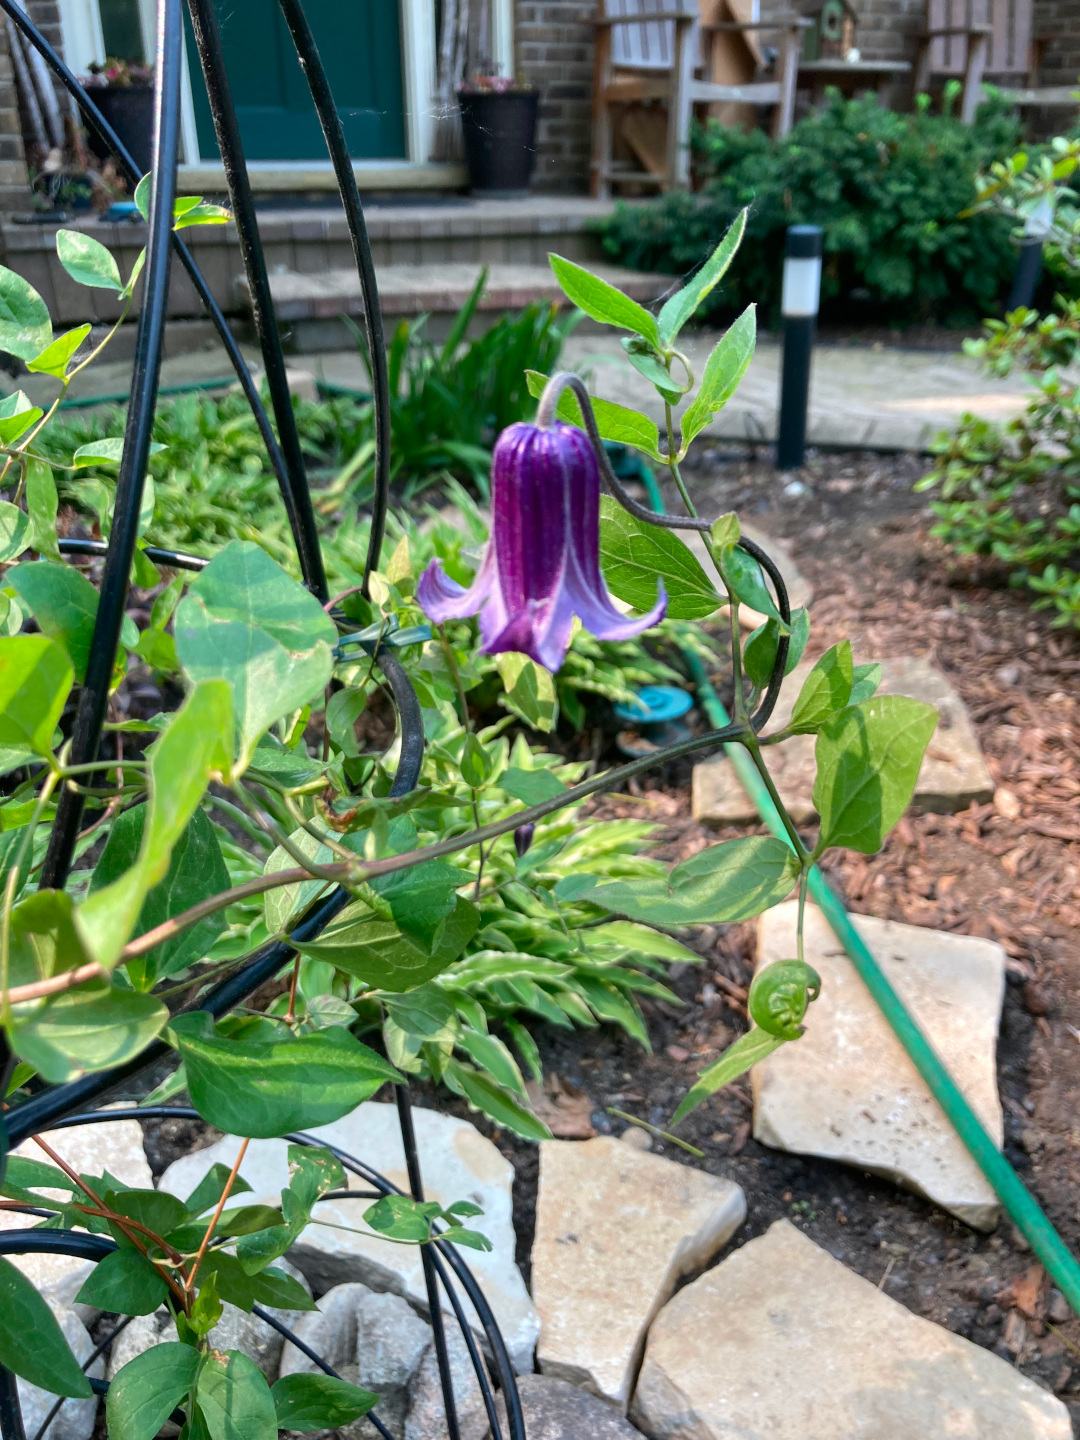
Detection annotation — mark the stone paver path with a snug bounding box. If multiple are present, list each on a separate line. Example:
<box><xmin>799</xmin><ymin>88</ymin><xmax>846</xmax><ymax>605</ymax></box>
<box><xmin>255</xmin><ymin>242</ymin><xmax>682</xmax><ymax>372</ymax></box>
<box><xmin>754</xmin><ymin>901</ymin><xmax>1007</xmax><ymax>1228</ymax></box>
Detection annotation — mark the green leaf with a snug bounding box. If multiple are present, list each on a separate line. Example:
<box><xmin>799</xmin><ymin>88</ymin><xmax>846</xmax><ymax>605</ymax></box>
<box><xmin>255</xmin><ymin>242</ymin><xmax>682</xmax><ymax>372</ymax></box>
<box><xmin>586</xmin><ymin>921</ymin><xmax>702</xmax><ymax>963</ymax></box>
<box><xmin>789</xmin><ymin>642</ymin><xmax>854</xmax><ymax>734</ymax></box>
<box><xmin>744</xmin><ymin>608</ymin><xmax>810</xmax><ymax>690</ymax></box>
<box><xmin>0</xmin><ymin>501</ymin><xmax>30</xmax><ymax>563</ymax></box>
<box><xmin>0</xmin><ymin>634</ymin><xmax>72</xmax><ymax>760</ymax></box>
<box><xmin>175</xmin><ymin>542</ymin><xmax>336</xmax><ymax>771</ymax></box>
<box><xmin>73</xmin><ymin>438</ymin><xmax>166</xmax><ymax>468</ymax></box>
<box><xmin>247</xmin><ymin>1266</ymin><xmax>316</xmax><ymax>1311</ymax></box>
<box><xmin>455</xmin><ymin>1026</ymin><xmax>528</xmax><ymax>1098</ymax></box>
<box><xmin>599</xmin><ymin>495</ymin><xmax>719</xmax><ymax>620</ymax></box>
<box><xmin>721</xmin><ymin>545</ymin><xmax>786</xmax><ymax>627</ymax></box>
<box><xmin>813</xmin><ymin>695</ymin><xmax>938</xmax><ymax>855</ymax></box>
<box><xmin>107</xmin><ymin>1343</ymin><xmax>199</xmax><ymax>1440</ymax></box>
<box><xmin>7</xmin><ymin>560</ymin><xmax>99</xmax><ymax>682</ymax></box>
<box><xmin>234</xmin><ymin>1146</ymin><xmax>345</xmax><ymax>1275</ymax></box>
<box><xmin>0</xmin><ymin>390</ymin><xmax>43</xmax><ymax>445</ymax></box>
<box><xmin>296</xmin><ymin>894</ymin><xmax>479</xmax><ymax>992</ymax></box>
<box><xmin>25</xmin><ymin>457</ymin><xmax>59</xmax><ymax>561</ymax></box>
<box><xmin>110</xmin><ymin>1187</ymin><xmax>190</xmax><ymax>1236</ymax></box>
<box><xmin>680</xmin><ymin>304</ymin><xmax>756</xmax><ymax>449</ymax></box>
<box><xmin>494</xmin><ymin>652</ymin><xmax>557</xmax><ymax>732</ymax></box>
<box><xmin>620</xmin><ymin>339</ymin><xmax>682</xmax><ymax>403</ymax></box>
<box><xmin>184</xmin><ymin>1163</ymin><xmax>254</xmax><ymax>1217</ymax></box>
<box><xmin>658</xmin><ymin>209</ymin><xmax>747</xmax><ymax>344</ymax></box>
<box><xmin>849</xmin><ymin>661</ymin><xmax>882</xmax><ymax>706</ymax></box>
<box><xmin>76</xmin><ymin>679</ymin><xmax>233</xmax><ymax>968</ymax></box>
<box><xmin>0</xmin><ymin>1256</ymin><xmax>93</xmax><ymax>1397</ymax></box>
<box><xmin>362</xmin><ymin>1193</ymin><xmax>439</xmax><ymax>1243</ymax></box>
<box><xmin>525</xmin><ymin>372</ymin><xmax>663</xmax><ymax>462</ymax></box>
<box><xmin>575</xmin><ymin>975</ymin><xmax>650</xmax><ymax>1046</ymax></box>
<box><xmin>11</xmin><ymin>983</ymin><xmax>169</xmax><ymax>1083</ymax></box>
<box><xmin>375</xmin><ymin>859</ymin><xmax>471</xmax><ymax>949</ymax></box>
<box><xmin>26</xmin><ymin>324</ymin><xmax>92</xmax><ymax>378</ymax></box>
<box><xmin>710</xmin><ymin>512</ymin><xmax>740</xmax><ymax>551</ymax></box>
<box><xmin>173</xmin><ymin>201</ymin><xmax>231</xmax><ymax>231</ymax></box>
<box><xmin>384</xmin><ymin>983</ymin><xmax>458</xmax><ymax>1043</ymax></box>
<box><xmin>324</xmin><ymin>686</ymin><xmax>367</xmax><ymax>757</ymax></box>
<box><xmin>443</xmin><ymin>1059</ymin><xmax>551</xmax><ymax>1141</ymax></box>
<box><xmin>74</xmin><ymin>1247</ymin><xmax>169</xmax><ymax>1315</ymax></box>
<box><xmin>459</xmin><ymin>733</ymin><xmax>490</xmax><ymax>788</ymax></box>
<box><xmin>548</xmin><ymin>254</ymin><xmax>660</xmax><ymax>346</ymax></box>
<box><xmin>272</xmin><ymin>1374</ymin><xmax>378</xmax><ymax>1432</ymax></box>
<box><xmin>94</xmin><ymin>806</ymin><xmax>230</xmax><ymax>989</ymax></box>
<box><xmin>671</xmin><ymin>1029</ymin><xmax>784</xmax><ymax>1124</ymax></box>
<box><xmin>578</xmin><ymin>835</ymin><xmax>800</xmax><ymax>926</ymax></box>
<box><xmin>198</xmin><ymin>1350</ymin><xmax>278</xmax><ymax>1440</ymax></box>
<box><xmin>263</xmin><ymin>827</ymin><xmax>335</xmax><ymax>935</ymax></box>
<box><xmin>170</xmin><ymin>1012</ymin><xmax>401</xmax><ymax>1137</ymax></box>
<box><xmin>56</xmin><ymin>229</ymin><xmax>123</xmax><ymax>291</ymax></box>
<box><xmin>498</xmin><ymin>766</ymin><xmax>567</xmax><ymax>805</ymax></box>
<box><xmin>0</xmin><ymin>266</ymin><xmax>53</xmax><ymax>360</ymax></box>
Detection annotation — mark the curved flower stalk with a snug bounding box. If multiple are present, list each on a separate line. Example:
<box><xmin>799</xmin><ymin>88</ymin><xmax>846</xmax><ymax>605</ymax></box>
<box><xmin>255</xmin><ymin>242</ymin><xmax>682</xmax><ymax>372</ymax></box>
<box><xmin>417</xmin><ymin>374</ymin><xmax>666</xmax><ymax>672</ymax></box>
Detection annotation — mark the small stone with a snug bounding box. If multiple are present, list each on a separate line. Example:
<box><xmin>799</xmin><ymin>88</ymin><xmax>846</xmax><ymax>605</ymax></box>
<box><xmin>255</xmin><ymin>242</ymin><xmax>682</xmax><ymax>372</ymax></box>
<box><xmin>0</xmin><ymin>1110</ymin><xmax>152</xmax><ymax>1323</ymax></box>
<box><xmin>158</xmin><ymin>1101</ymin><xmax>538</xmax><ymax>1372</ymax></box>
<box><xmin>531</xmin><ymin>1136</ymin><xmax>745</xmax><ymax>1411</ymax></box>
<box><xmin>752</xmin><ymin>902</ymin><xmax>1006</xmax><ymax>1229</ymax></box>
<box><xmin>405</xmin><ymin>1323</ymin><xmax>487</xmax><ymax>1440</ymax></box>
<box><xmin>284</xmin><ymin>367</ymin><xmax>320</xmax><ymax>403</ymax></box>
<box><xmin>280</xmin><ymin>1282</ymin><xmax>429</xmax><ymax>1438</ymax></box>
<box><xmin>995</xmin><ymin>786</ymin><xmax>1023</xmax><ymax>820</ymax></box>
<box><xmin>631</xmin><ymin>1220</ymin><xmax>1072</xmax><ymax>1439</ymax></box>
<box><xmin>487</xmin><ymin>1374</ymin><xmax>647</xmax><ymax>1439</ymax></box>
<box><xmin>693</xmin><ymin>655</ymin><xmax>994</xmax><ymax>826</ymax></box>
<box><xmin>996</xmin><ymin>664</ymin><xmax>1022</xmax><ymax>687</ymax></box>
<box><xmin>619</xmin><ymin>1125</ymin><xmax>652</xmax><ymax>1152</ymax></box>
<box><xmin>783</xmin><ymin>478</ymin><xmax>808</xmax><ymax>497</ymax></box>
<box><xmin>1049</xmin><ymin>1289</ymin><xmax>1071</xmax><ymax>1324</ymax></box>
<box><xmin>665</xmin><ymin>1044</ymin><xmax>689</xmax><ymax>1062</ymax></box>
<box><xmin>1022</xmin><ymin>982</ymin><xmax>1051</xmax><ymax>1017</ymax></box>
<box><xmin>17</xmin><ymin>1300</ymin><xmax>104</xmax><ymax>1440</ymax></box>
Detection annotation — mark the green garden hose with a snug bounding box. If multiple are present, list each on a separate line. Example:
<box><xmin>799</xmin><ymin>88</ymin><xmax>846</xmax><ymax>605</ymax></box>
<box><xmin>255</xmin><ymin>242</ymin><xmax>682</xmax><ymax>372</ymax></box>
<box><xmin>626</xmin><ymin>453</ymin><xmax>1080</xmax><ymax>1312</ymax></box>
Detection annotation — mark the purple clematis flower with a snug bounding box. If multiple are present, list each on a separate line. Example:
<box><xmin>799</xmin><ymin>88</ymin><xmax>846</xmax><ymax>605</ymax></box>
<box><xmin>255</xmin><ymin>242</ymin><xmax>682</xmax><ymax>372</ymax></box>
<box><xmin>417</xmin><ymin>413</ymin><xmax>666</xmax><ymax>673</ymax></box>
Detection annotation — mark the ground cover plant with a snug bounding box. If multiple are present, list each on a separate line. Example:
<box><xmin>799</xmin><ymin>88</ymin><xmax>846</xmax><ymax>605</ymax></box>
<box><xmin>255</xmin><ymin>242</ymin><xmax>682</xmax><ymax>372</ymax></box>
<box><xmin>596</xmin><ymin>90</ymin><xmax>1025</xmax><ymax>325</ymax></box>
<box><xmin>919</xmin><ymin>137</ymin><xmax>1080</xmax><ymax>628</ymax></box>
<box><xmin>0</xmin><ymin>200</ymin><xmax>938</xmax><ymax>1433</ymax></box>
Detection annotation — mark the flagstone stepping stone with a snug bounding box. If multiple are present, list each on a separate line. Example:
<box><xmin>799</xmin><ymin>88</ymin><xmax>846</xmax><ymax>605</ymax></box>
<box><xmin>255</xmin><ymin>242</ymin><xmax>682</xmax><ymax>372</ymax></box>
<box><xmin>752</xmin><ymin>901</ymin><xmax>1005</xmax><ymax>1229</ymax></box>
<box><xmin>157</xmin><ymin>1101</ymin><xmax>539</xmax><ymax>1373</ymax></box>
<box><xmin>693</xmin><ymin>654</ymin><xmax>993</xmax><ymax>826</ymax></box>
<box><xmin>631</xmin><ymin>1219</ymin><xmax>1071</xmax><ymax>1439</ymax></box>
<box><xmin>530</xmin><ymin>1136</ymin><xmax>745</xmax><ymax>1412</ymax></box>
<box><xmin>0</xmin><ymin>1110</ymin><xmax>152</xmax><ymax>1321</ymax></box>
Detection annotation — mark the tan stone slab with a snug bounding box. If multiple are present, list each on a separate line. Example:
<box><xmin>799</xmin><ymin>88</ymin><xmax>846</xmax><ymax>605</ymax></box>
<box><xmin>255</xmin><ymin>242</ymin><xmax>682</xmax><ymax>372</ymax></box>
<box><xmin>752</xmin><ymin>901</ymin><xmax>1005</xmax><ymax>1229</ymax></box>
<box><xmin>693</xmin><ymin>653</ymin><xmax>993</xmax><ymax>827</ymax></box>
<box><xmin>631</xmin><ymin>1219</ymin><xmax>1071</xmax><ymax>1440</ymax></box>
<box><xmin>531</xmin><ymin>1136</ymin><xmax>745</xmax><ymax>1412</ymax></box>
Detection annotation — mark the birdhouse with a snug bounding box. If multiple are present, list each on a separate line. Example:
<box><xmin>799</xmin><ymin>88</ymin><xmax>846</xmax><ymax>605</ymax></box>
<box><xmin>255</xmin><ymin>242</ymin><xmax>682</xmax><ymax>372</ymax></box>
<box><xmin>799</xmin><ymin>0</ymin><xmax>858</xmax><ymax>61</ymax></box>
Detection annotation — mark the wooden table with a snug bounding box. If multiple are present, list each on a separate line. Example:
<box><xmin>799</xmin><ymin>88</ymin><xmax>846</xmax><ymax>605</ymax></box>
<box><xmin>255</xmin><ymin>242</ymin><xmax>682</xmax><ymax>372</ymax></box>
<box><xmin>797</xmin><ymin>58</ymin><xmax>912</xmax><ymax>109</ymax></box>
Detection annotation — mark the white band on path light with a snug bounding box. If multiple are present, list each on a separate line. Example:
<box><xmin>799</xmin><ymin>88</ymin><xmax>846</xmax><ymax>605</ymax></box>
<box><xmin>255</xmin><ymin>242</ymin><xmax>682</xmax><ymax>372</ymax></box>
<box><xmin>782</xmin><ymin>256</ymin><xmax>823</xmax><ymax>318</ymax></box>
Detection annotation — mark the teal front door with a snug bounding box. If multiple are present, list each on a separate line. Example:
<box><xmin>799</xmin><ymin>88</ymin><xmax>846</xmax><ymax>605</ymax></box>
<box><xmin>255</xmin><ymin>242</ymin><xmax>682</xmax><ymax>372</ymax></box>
<box><xmin>185</xmin><ymin>0</ymin><xmax>406</xmax><ymax>161</ymax></box>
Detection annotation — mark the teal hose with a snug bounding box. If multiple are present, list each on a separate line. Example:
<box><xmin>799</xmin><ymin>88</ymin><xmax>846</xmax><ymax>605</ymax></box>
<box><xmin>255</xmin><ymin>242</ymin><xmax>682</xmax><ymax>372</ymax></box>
<box><xmin>631</xmin><ymin>455</ymin><xmax>1080</xmax><ymax>1311</ymax></box>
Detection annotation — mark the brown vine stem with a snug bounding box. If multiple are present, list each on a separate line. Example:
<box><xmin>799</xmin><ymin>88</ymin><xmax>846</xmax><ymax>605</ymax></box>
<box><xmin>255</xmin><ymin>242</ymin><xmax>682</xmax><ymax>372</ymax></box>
<box><xmin>186</xmin><ymin>1137</ymin><xmax>249</xmax><ymax>1298</ymax></box>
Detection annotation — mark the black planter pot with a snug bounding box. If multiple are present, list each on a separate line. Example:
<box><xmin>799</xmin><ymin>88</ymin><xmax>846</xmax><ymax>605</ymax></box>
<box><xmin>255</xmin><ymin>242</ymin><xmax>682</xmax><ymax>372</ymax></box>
<box><xmin>458</xmin><ymin>89</ymin><xmax>539</xmax><ymax>195</ymax></box>
<box><xmin>89</xmin><ymin>85</ymin><xmax>155</xmax><ymax>175</ymax></box>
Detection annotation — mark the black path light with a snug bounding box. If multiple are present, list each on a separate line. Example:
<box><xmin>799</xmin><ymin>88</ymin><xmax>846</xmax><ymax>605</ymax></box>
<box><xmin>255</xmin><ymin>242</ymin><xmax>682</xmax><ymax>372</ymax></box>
<box><xmin>0</xmin><ymin>0</ymin><xmax>524</xmax><ymax>1433</ymax></box>
<box><xmin>1005</xmin><ymin>197</ymin><xmax>1054</xmax><ymax>314</ymax></box>
<box><xmin>776</xmin><ymin>224</ymin><xmax>823</xmax><ymax>473</ymax></box>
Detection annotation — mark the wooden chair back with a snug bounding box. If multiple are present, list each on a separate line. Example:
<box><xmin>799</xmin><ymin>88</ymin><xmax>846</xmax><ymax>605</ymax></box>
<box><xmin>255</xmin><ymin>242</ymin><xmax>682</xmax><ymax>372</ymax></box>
<box><xmin>601</xmin><ymin>0</ymin><xmax>697</xmax><ymax>71</ymax></box>
<box><xmin>926</xmin><ymin>0</ymin><xmax>1033</xmax><ymax>77</ymax></box>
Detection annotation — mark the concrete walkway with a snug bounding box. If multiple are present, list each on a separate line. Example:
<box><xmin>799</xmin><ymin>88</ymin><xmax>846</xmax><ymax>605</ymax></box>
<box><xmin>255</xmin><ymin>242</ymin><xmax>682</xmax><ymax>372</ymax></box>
<box><xmin>8</xmin><ymin>329</ymin><xmax>1039</xmax><ymax>454</ymax></box>
<box><xmin>560</xmin><ymin>330</ymin><xmax>1038</xmax><ymax>452</ymax></box>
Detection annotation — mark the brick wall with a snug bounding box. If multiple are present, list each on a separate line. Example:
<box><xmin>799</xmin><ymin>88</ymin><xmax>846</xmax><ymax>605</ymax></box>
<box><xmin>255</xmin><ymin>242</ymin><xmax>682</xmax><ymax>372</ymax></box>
<box><xmin>516</xmin><ymin>1</ymin><xmax>595</xmax><ymax>192</ymax></box>
<box><xmin>1034</xmin><ymin>0</ymin><xmax>1080</xmax><ymax>87</ymax></box>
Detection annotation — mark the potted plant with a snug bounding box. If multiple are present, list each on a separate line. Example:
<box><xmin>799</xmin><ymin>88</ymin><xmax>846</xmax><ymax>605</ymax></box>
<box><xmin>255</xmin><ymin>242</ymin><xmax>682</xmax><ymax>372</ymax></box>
<box><xmin>82</xmin><ymin>58</ymin><xmax>155</xmax><ymax>177</ymax></box>
<box><xmin>456</xmin><ymin>73</ymin><xmax>540</xmax><ymax>195</ymax></box>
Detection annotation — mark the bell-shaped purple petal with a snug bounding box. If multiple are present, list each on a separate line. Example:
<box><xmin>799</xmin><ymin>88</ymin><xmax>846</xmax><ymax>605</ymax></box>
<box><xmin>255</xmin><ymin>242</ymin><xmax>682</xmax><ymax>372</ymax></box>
<box><xmin>417</xmin><ymin>416</ymin><xmax>665</xmax><ymax>672</ymax></box>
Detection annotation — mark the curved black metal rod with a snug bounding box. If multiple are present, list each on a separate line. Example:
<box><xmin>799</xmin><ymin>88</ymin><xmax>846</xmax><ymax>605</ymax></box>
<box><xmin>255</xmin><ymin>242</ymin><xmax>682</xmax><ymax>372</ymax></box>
<box><xmin>58</xmin><ymin>537</ymin><xmax>208</xmax><ymax>571</ymax></box>
<box><xmin>275</xmin><ymin>0</ymin><xmax>392</xmax><ymax>597</ymax></box>
<box><xmin>184</xmin><ymin>0</ymin><xmax>327</xmax><ymax>601</ymax></box>
<box><xmin>40</xmin><ymin>0</ymin><xmax>183</xmax><ymax>890</ymax></box>
<box><xmin>0</xmin><ymin>0</ymin><xmax>296</xmax><ymax>528</ymax></box>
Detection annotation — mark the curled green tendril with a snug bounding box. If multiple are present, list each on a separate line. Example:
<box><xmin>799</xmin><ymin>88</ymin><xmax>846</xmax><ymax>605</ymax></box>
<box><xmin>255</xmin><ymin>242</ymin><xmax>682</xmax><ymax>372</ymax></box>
<box><xmin>748</xmin><ymin>959</ymin><xmax>822</xmax><ymax>1040</ymax></box>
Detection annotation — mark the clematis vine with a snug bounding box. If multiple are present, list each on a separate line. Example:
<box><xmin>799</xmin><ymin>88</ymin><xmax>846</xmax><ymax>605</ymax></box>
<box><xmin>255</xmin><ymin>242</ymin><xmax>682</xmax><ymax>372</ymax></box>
<box><xmin>417</xmin><ymin>372</ymin><xmax>666</xmax><ymax>672</ymax></box>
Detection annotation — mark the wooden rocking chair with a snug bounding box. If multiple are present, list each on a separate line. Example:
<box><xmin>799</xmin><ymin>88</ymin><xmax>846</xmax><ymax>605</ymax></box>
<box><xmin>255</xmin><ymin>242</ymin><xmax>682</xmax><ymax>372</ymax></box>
<box><xmin>913</xmin><ymin>0</ymin><xmax>1065</xmax><ymax>123</ymax></box>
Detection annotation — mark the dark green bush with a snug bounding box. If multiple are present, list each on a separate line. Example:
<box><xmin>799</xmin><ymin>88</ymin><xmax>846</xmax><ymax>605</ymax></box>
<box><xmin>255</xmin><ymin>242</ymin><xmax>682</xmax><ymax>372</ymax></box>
<box><xmin>596</xmin><ymin>91</ymin><xmax>1023</xmax><ymax>325</ymax></box>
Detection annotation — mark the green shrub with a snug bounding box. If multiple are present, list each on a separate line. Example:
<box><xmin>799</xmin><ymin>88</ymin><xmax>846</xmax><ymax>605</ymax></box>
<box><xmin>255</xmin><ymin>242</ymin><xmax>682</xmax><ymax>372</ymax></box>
<box><xmin>596</xmin><ymin>91</ymin><xmax>1022</xmax><ymax>324</ymax></box>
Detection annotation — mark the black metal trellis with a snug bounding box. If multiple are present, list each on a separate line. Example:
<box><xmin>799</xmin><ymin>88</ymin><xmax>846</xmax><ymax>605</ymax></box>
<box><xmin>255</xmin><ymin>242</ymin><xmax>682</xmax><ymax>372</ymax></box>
<box><xmin>0</xmin><ymin>0</ymin><xmax>799</xmax><ymax>1432</ymax></box>
<box><xmin>0</xmin><ymin>0</ymin><xmax>520</xmax><ymax>1431</ymax></box>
